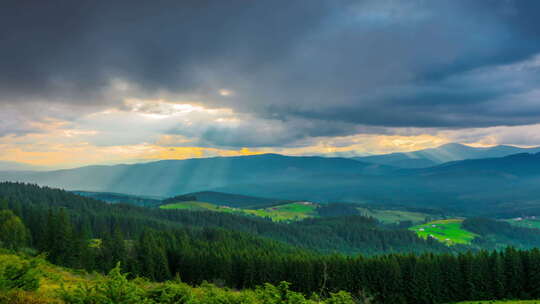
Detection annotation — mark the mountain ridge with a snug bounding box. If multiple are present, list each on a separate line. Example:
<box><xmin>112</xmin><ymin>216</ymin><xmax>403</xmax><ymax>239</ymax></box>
<box><xmin>0</xmin><ymin>153</ymin><xmax>390</xmax><ymax>197</ymax></box>
<box><xmin>353</xmin><ymin>143</ymin><xmax>540</xmax><ymax>168</ymax></box>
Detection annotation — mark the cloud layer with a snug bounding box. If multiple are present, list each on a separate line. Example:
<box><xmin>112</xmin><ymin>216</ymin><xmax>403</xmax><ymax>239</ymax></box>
<box><xmin>2</xmin><ymin>0</ymin><xmax>540</xmax><ymax>165</ymax></box>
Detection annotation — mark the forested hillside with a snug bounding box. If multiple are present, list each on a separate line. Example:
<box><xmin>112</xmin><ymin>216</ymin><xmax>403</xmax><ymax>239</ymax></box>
<box><xmin>0</xmin><ymin>182</ymin><xmax>453</xmax><ymax>255</ymax></box>
<box><xmin>163</xmin><ymin>190</ymin><xmax>292</xmax><ymax>208</ymax></box>
<box><xmin>4</xmin><ymin>182</ymin><xmax>540</xmax><ymax>303</ymax></box>
<box><xmin>4</xmin><ymin>230</ymin><xmax>540</xmax><ymax>304</ymax></box>
<box><xmin>73</xmin><ymin>190</ymin><xmax>163</xmax><ymax>207</ymax></box>
<box><xmin>0</xmin><ymin>154</ymin><xmax>389</xmax><ymax>197</ymax></box>
<box><xmin>5</xmin><ymin>152</ymin><xmax>540</xmax><ymax>217</ymax></box>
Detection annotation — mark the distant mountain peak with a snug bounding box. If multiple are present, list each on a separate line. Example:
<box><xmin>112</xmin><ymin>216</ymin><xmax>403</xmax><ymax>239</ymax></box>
<box><xmin>438</xmin><ymin>142</ymin><xmax>468</xmax><ymax>148</ymax></box>
<box><xmin>437</xmin><ymin>143</ymin><xmax>471</xmax><ymax>150</ymax></box>
<box><xmin>354</xmin><ymin>143</ymin><xmax>540</xmax><ymax>168</ymax></box>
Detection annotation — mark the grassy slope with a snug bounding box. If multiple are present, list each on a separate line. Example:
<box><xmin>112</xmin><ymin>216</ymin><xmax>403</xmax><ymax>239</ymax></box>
<box><xmin>0</xmin><ymin>253</ymin><xmax>97</xmax><ymax>303</ymax></box>
<box><xmin>409</xmin><ymin>219</ymin><xmax>478</xmax><ymax>245</ymax></box>
<box><xmin>159</xmin><ymin>201</ymin><xmax>233</xmax><ymax>212</ymax></box>
<box><xmin>245</xmin><ymin>202</ymin><xmax>318</xmax><ymax>221</ymax></box>
<box><xmin>357</xmin><ymin>207</ymin><xmax>430</xmax><ymax>224</ymax></box>
<box><xmin>159</xmin><ymin>201</ymin><xmax>318</xmax><ymax>222</ymax></box>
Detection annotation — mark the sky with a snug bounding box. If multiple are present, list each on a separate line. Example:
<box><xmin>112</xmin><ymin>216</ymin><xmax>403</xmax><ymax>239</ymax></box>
<box><xmin>2</xmin><ymin>0</ymin><xmax>540</xmax><ymax>168</ymax></box>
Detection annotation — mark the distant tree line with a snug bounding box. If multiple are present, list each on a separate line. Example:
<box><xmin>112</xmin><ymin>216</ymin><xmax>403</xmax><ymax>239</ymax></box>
<box><xmin>160</xmin><ymin>194</ymin><xmax>198</xmax><ymax>205</ymax></box>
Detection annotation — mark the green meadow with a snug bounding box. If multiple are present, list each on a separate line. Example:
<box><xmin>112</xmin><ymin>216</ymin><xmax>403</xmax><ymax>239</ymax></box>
<box><xmin>159</xmin><ymin>201</ymin><xmax>235</xmax><ymax>212</ymax></box>
<box><xmin>159</xmin><ymin>201</ymin><xmax>318</xmax><ymax>222</ymax></box>
<box><xmin>410</xmin><ymin>219</ymin><xmax>477</xmax><ymax>245</ymax></box>
<box><xmin>245</xmin><ymin>202</ymin><xmax>318</xmax><ymax>221</ymax></box>
<box><xmin>357</xmin><ymin>207</ymin><xmax>431</xmax><ymax>224</ymax></box>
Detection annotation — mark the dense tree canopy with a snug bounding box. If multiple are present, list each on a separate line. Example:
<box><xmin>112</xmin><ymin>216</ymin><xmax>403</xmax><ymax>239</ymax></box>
<box><xmin>4</xmin><ymin>182</ymin><xmax>540</xmax><ymax>303</ymax></box>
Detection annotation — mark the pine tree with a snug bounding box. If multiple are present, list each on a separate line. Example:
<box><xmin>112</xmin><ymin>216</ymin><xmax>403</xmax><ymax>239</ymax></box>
<box><xmin>136</xmin><ymin>230</ymin><xmax>171</xmax><ymax>281</ymax></box>
<box><xmin>504</xmin><ymin>247</ymin><xmax>524</xmax><ymax>299</ymax></box>
<box><xmin>47</xmin><ymin>208</ymin><xmax>75</xmax><ymax>266</ymax></box>
<box><xmin>489</xmin><ymin>251</ymin><xmax>506</xmax><ymax>300</ymax></box>
<box><xmin>0</xmin><ymin>197</ymin><xmax>8</xmax><ymax>210</ymax></box>
<box><xmin>528</xmin><ymin>248</ymin><xmax>540</xmax><ymax>298</ymax></box>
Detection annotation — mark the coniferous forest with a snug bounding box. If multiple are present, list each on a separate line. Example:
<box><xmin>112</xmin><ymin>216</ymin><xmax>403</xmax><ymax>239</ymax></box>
<box><xmin>2</xmin><ymin>182</ymin><xmax>540</xmax><ymax>303</ymax></box>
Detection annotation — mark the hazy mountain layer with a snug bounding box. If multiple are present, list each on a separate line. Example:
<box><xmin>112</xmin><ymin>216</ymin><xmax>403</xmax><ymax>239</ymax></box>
<box><xmin>354</xmin><ymin>143</ymin><xmax>540</xmax><ymax>168</ymax></box>
<box><xmin>3</xmin><ymin>152</ymin><xmax>540</xmax><ymax>217</ymax></box>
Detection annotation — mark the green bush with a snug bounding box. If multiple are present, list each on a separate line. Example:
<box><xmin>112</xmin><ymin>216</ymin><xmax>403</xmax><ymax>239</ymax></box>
<box><xmin>325</xmin><ymin>291</ymin><xmax>356</xmax><ymax>304</ymax></box>
<box><xmin>253</xmin><ymin>281</ymin><xmax>313</xmax><ymax>304</ymax></box>
<box><xmin>0</xmin><ymin>290</ymin><xmax>58</xmax><ymax>304</ymax></box>
<box><xmin>145</xmin><ymin>281</ymin><xmax>194</xmax><ymax>304</ymax></box>
<box><xmin>0</xmin><ymin>210</ymin><xmax>29</xmax><ymax>250</ymax></box>
<box><xmin>60</xmin><ymin>263</ymin><xmax>151</xmax><ymax>304</ymax></box>
<box><xmin>0</xmin><ymin>255</ymin><xmax>40</xmax><ymax>292</ymax></box>
<box><xmin>59</xmin><ymin>262</ymin><xmax>358</xmax><ymax>304</ymax></box>
<box><xmin>193</xmin><ymin>282</ymin><xmax>252</xmax><ymax>304</ymax></box>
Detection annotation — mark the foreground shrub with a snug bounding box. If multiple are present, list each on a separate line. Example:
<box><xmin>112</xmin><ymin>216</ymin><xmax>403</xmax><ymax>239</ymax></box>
<box><xmin>59</xmin><ymin>263</ymin><xmax>150</xmax><ymax>304</ymax></box>
<box><xmin>0</xmin><ymin>254</ymin><xmax>41</xmax><ymax>292</ymax></box>
<box><xmin>145</xmin><ymin>281</ymin><xmax>194</xmax><ymax>304</ymax></box>
<box><xmin>254</xmin><ymin>281</ymin><xmax>310</xmax><ymax>304</ymax></box>
<box><xmin>325</xmin><ymin>291</ymin><xmax>356</xmax><ymax>304</ymax></box>
<box><xmin>60</xmin><ymin>262</ymin><xmax>357</xmax><ymax>304</ymax></box>
<box><xmin>0</xmin><ymin>290</ymin><xmax>59</xmax><ymax>304</ymax></box>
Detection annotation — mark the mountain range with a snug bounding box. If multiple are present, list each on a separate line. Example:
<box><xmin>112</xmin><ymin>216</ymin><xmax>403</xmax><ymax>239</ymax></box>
<box><xmin>2</xmin><ymin>144</ymin><xmax>540</xmax><ymax>217</ymax></box>
<box><xmin>0</xmin><ymin>154</ymin><xmax>387</xmax><ymax>197</ymax></box>
<box><xmin>354</xmin><ymin>143</ymin><xmax>540</xmax><ymax>168</ymax></box>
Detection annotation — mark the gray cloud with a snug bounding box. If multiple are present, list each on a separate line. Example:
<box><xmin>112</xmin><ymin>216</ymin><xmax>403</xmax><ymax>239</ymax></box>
<box><xmin>2</xmin><ymin>0</ymin><xmax>540</xmax><ymax>146</ymax></box>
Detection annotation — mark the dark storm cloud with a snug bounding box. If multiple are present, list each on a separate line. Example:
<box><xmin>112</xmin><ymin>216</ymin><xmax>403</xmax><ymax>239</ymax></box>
<box><xmin>2</xmin><ymin>0</ymin><xmax>540</xmax><ymax>146</ymax></box>
<box><xmin>0</xmin><ymin>0</ymin><xmax>333</xmax><ymax>102</ymax></box>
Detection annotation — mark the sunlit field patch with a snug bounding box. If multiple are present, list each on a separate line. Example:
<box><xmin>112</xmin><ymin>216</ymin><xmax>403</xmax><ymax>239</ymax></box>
<box><xmin>409</xmin><ymin>219</ymin><xmax>478</xmax><ymax>245</ymax></box>
<box><xmin>159</xmin><ymin>201</ymin><xmax>318</xmax><ymax>222</ymax></box>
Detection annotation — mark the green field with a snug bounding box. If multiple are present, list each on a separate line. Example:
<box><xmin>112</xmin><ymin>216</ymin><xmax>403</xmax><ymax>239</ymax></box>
<box><xmin>505</xmin><ymin>217</ymin><xmax>540</xmax><ymax>229</ymax></box>
<box><xmin>357</xmin><ymin>207</ymin><xmax>431</xmax><ymax>224</ymax></box>
<box><xmin>159</xmin><ymin>201</ymin><xmax>318</xmax><ymax>222</ymax></box>
<box><xmin>159</xmin><ymin>201</ymin><xmax>235</xmax><ymax>212</ymax></box>
<box><xmin>410</xmin><ymin>219</ymin><xmax>477</xmax><ymax>245</ymax></box>
<box><xmin>246</xmin><ymin>202</ymin><xmax>318</xmax><ymax>221</ymax></box>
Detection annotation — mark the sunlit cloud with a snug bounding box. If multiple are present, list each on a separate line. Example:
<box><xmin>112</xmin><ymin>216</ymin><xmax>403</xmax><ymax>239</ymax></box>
<box><xmin>3</xmin><ymin>96</ymin><xmax>540</xmax><ymax>167</ymax></box>
<box><xmin>218</xmin><ymin>89</ymin><xmax>234</xmax><ymax>97</ymax></box>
